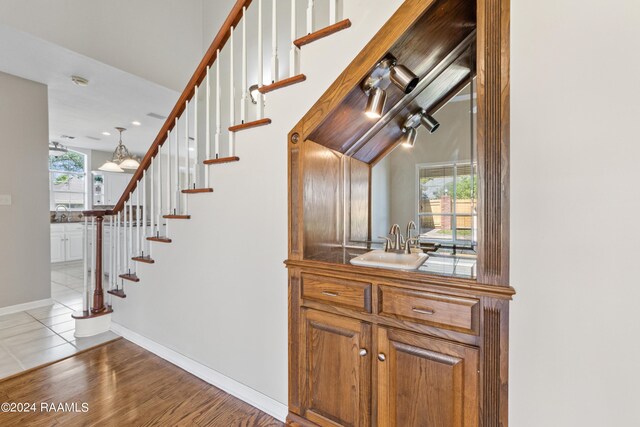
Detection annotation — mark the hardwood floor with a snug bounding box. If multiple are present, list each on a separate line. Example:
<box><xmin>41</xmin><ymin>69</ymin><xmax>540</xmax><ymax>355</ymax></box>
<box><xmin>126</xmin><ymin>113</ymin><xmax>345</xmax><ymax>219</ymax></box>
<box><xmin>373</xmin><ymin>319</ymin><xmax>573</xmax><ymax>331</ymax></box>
<box><xmin>0</xmin><ymin>338</ymin><xmax>284</xmax><ymax>427</ymax></box>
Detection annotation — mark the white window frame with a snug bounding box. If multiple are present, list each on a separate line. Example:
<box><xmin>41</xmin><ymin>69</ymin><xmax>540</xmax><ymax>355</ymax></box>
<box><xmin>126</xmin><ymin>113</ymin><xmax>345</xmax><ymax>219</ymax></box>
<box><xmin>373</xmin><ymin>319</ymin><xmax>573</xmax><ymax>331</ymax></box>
<box><xmin>49</xmin><ymin>150</ymin><xmax>88</xmax><ymax>211</ymax></box>
<box><xmin>415</xmin><ymin>160</ymin><xmax>477</xmax><ymax>246</ymax></box>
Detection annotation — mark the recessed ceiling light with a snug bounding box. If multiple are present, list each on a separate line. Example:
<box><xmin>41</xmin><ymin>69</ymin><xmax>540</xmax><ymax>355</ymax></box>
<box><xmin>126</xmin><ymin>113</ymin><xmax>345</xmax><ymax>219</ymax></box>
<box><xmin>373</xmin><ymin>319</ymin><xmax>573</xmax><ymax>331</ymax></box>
<box><xmin>102</xmin><ymin>131</ymin><xmax>111</xmax><ymax>136</ymax></box>
<box><xmin>71</xmin><ymin>75</ymin><xmax>89</xmax><ymax>86</ymax></box>
<box><xmin>131</xmin><ymin>121</ymin><xmax>141</xmax><ymax>126</ymax></box>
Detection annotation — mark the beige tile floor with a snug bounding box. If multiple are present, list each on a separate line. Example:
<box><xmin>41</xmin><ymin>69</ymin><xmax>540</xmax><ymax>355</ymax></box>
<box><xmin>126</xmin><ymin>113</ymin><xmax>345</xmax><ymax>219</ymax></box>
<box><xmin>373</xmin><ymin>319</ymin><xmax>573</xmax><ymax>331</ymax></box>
<box><xmin>0</xmin><ymin>261</ymin><xmax>119</xmax><ymax>379</ymax></box>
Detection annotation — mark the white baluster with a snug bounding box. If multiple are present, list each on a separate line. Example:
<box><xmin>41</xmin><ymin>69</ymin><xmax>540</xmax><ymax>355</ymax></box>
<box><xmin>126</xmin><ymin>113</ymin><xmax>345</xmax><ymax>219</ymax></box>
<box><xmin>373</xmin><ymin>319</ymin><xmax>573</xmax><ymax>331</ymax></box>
<box><xmin>128</xmin><ymin>196</ymin><xmax>133</xmax><ymax>273</ymax></box>
<box><xmin>142</xmin><ymin>170</ymin><xmax>147</xmax><ymax>256</ymax></box>
<box><xmin>166</xmin><ymin>131</ymin><xmax>171</xmax><ymax>215</ymax></box>
<box><xmin>194</xmin><ymin>85</ymin><xmax>199</xmax><ymax>188</ymax></box>
<box><xmin>185</xmin><ymin>100</ymin><xmax>190</xmax><ymax>213</ymax></box>
<box><xmin>122</xmin><ymin>202</ymin><xmax>129</xmax><ymax>273</ymax></box>
<box><xmin>205</xmin><ymin>67</ymin><xmax>211</xmax><ymax>185</ymax></box>
<box><xmin>306</xmin><ymin>0</ymin><xmax>314</xmax><ymax>34</ymax></box>
<box><xmin>290</xmin><ymin>0</ymin><xmax>299</xmax><ymax>77</ymax></box>
<box><xmin>150</xmin><ymin>158</ymin><xmax>155</xmax><ymax>239</ymax></box>
<box><xmin>329</xmin><ymin>0</ymin><xmax>337</xmax><ymax>25</ymax></box>
<box><xmin>136</xmin><ymin>186</ymin><xmax>141</xmax><ymax>257</ymax></box>
<box><xmin>109</xmin><ymin>216</ymin><xmax>114</xmax><ymax>293</ymax></box>
<box><xmin>157</xmin><ymin>145</ymin><xmax>163</xmax><ymax>236</ymax></box>
<box><xmin>215</xmin><ymin>50</ymin><xmax>221</xmax><ymax>157</ymax></box>
<box><xmin>83</xmin><ymin>217</ymin><xmax>88</xmax><ymax>312</ymax></box>
<box><xmin>257</xmin><ymin>0</ymin><xmax>264</xmax><ymax>119</ymax></box>
<box><xmin>175</xmin><ymin>117</ymin><xmax>180</xmax><ymax>214</ymax></box>
<box><xmin>229</xmin><ymin>26</ymin><xmax>236</xmax><ymax>157</ymax></box>
<box><xmin>116</xmin><ymin>211</ymin><xmax>121</xmax><ymax>287</ymax></box>
<box><xmin>241</xmin><ymin>7</ymin><xmax>248</xmax><ymax>123</ymax></box>
<box><xmin>271</xmin><ymin>0</ymin><xmax>279</xmax><ymax>83</ymax></box>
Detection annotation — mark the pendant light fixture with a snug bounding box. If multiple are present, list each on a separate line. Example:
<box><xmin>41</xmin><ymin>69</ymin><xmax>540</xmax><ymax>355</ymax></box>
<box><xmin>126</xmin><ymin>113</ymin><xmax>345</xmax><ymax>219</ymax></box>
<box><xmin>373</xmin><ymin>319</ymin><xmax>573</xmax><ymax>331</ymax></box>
<box><xmin>48</xmin><ymin>141</ymin><xmax>68</xmax><ymax>156</ymax></box>
<box><xmin>99</xmin><ymin>127</ymin><xmax>139</xmax><ymax>172</ymax></box>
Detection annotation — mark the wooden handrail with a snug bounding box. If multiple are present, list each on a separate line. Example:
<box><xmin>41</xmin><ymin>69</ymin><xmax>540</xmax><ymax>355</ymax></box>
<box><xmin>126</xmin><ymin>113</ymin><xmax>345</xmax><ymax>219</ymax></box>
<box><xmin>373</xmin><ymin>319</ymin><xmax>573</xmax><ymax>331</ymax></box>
<box><xmin>111</xmin><ymin>0</ymin><xmax>254</xmax><ymax>215</ymax></box>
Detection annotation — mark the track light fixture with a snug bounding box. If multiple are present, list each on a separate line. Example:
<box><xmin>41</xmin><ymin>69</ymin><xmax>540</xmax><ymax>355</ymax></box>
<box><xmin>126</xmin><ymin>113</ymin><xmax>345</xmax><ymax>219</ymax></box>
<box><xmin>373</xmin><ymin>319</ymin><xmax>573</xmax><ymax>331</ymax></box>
<box><xmin>365</xmin><ymin>87</ymin><xmax>387</xmax><ymax>119</ymax></box>
<box><xmin>362</xmin><ymin>55</ymin><xmax>419</xmax><ymax>119</ymax></box>
<box><xmin>400</xmin><ymin>109</ymin><xmax>441</xmax><ymax>148</ymax></box>
<box><xmin>400</xmin><ymin>126</ymin><xmax>418</xmax><ymax>148</ymax></box>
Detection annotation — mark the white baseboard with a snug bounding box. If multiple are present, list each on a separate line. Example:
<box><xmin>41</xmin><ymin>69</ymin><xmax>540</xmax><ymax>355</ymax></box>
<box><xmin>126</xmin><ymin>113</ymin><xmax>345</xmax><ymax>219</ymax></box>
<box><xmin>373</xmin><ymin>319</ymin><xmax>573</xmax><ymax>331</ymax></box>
<box><xmin>110</xmin><ymin>322</ymin><xmax>288</xmax><ymax>422</ymax></box>
<box><xmin>0</xmin><ymin>298</ymin><xmax>54</xmax><ymax>316</ymax></box>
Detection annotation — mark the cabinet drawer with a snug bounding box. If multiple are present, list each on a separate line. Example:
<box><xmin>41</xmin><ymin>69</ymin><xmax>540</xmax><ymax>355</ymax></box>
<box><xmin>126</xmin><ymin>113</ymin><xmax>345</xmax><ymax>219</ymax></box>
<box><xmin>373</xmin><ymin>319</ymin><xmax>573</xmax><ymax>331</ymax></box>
<box><xmin>378</xmin><ymin>286</ymin><xmax>479</xmax><ymax>334</ymax></box>
<box><xmin>301</xmin><ymin>274</ymin><xmax>372</xmax><ymax>312</ymax></box>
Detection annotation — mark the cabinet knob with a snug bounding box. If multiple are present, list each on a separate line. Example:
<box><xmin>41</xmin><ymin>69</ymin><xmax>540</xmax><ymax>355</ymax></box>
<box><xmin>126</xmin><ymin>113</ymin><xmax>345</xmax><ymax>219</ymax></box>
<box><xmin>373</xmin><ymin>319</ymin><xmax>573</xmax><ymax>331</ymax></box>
<box><xmin>359</xmin><ymin>349</ymin><xmax>368</xmax><ymax>357</ymax></box>
<box><xmin>378</xmin><ymin>353</ymin><xmax>386</xmax><ymax>362</ymax></box>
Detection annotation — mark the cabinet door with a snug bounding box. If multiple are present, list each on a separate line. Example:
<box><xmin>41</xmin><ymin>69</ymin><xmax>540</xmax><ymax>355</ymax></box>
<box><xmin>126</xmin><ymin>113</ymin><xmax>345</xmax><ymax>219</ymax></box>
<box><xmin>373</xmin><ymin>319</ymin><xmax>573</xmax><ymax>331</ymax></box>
<box><xmin>65</xmin><ymin>231</ymin><xmax>84</xmax><ymax>261</ymax></box>
<box><xmin>377</xmin><ymin>327</ymin><xmax>479</xmax><ymax>427</ymax></box>
<box><xmin>50</xmin><ymin>232</ymin><xmax>65</xmax><ymax>263</ymax></box>
<box><xmin>301</xmin><ymin>309</ymin><xmax>371</xmax><ymax>427</ymax></box>
<box><xmin>107</xmin><ymin>174</ymin><xmax>131</xmax><ymax>205</ymax></box>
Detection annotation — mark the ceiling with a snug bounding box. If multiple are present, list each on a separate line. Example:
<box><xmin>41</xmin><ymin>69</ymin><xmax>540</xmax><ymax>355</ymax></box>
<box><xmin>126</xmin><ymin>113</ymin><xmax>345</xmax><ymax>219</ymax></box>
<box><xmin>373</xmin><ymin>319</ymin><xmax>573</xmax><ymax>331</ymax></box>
<box><xmin>0</xmin><ymin>24</ymin><xmax>179</xmax><ymax>155</ymax></box>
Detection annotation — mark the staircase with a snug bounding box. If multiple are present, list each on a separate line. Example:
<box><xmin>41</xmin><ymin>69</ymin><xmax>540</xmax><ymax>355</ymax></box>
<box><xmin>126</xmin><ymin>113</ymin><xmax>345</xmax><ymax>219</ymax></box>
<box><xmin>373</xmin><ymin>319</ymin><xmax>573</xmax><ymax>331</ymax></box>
<box><xmin>73</xmin><ymin>0</ymin><xmax>364</xmax><ymax>315</ymax></box>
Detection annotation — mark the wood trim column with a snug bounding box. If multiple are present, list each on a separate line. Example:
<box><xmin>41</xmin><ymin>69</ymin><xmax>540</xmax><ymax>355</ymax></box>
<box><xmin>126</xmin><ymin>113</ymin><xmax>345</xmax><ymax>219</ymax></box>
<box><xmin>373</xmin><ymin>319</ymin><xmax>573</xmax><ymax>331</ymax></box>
<box><xmin>477</xmin><ymin>0</ymin><xmax>510</xmax><ymax>286</ymax></box>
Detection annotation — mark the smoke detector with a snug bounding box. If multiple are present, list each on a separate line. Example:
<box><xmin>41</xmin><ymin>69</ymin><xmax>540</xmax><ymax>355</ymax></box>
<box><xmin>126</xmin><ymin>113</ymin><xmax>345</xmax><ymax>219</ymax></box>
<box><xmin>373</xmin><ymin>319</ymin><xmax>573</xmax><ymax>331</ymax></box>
<box><xmin>71</xmin><ymin>75</ymin><xmax>89</xmax><ymax>86</ymax></box>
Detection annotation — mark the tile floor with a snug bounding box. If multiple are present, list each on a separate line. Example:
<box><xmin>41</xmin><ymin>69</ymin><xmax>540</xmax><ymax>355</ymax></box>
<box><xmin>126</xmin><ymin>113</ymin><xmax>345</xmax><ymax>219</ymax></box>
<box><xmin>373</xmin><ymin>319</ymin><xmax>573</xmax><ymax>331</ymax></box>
<box><xmin>0</xmin><ymin>261</ymin><xmax>119</xmax><ymax>379</ymax></box>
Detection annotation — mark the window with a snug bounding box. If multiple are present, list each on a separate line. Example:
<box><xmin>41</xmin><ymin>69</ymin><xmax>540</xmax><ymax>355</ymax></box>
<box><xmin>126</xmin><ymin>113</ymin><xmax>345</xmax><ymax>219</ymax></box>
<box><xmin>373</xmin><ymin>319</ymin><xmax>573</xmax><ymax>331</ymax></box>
<box><xmin>49</xmin><ymin>150</ymin><xmax>87</xmax><ymax>211</ymax></box>
<box><xmin>417</xmin><ymin>162</ymin><xmax>477</xmax><ymax>246</ymax></box>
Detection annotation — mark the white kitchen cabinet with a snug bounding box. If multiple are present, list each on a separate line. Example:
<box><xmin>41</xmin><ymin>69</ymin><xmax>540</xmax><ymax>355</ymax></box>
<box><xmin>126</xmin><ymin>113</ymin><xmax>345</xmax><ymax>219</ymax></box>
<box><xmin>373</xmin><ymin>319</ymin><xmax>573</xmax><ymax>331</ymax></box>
<box><xmin>50</xmin><ymin>230</ymin><xmax>66</xmax><ymax>263</ymax></box>
<box><xmin>66</xmin><ymin>230</ymin><xmax>84</xmax><ymax>261</ymax></box>
<box><xmin>51</xmin><ymin>223</ymin><xmax>86</xmax><ymax>263</ymax></box>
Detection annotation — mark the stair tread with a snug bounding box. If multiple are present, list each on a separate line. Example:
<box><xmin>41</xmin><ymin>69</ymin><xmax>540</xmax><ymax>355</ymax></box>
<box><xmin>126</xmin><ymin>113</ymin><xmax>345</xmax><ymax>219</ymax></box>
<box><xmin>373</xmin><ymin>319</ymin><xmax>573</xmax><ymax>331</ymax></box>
<box><xmin>203</xmin><ymin>156</ymin><xmax>240</xmax><ymax>165</ymax></box>
<box><xmin>147</xmin><ymin>236</ymin><xmax>172</xmax><ymax>243</ymax></box>
<box><xmin>132</xmin><ymin>255</ymin><xmax>155</xmax><ymax>264</ymax></box>
<box><xmin>294</xmin><ymin>19</ymin><xmax>352</xmax><ymax>48</ymax></box>
<box><xmin>163</xmin><ymin>214</ymin><xmax>191</xmax><ymax>219</ymax></box>
<box><xmin>119</xmin><ymin>273</ymin><xmax>140</xmax><ymax>283</ymax></box>
<box><xmin>182</xmin><ymin>188</ymin><xmax>214</xmax><ymax>194</ymax></box>
<box><xmin>229</xmin><ymin>118</ymin><xmax>272</xmax><ymax>132</ymax></box>
<box><xmin>107</xmin><ymin>289</ymin><xmax>127</xmax><ymax>298</ymax></box>
<box><xmin>258</xmin><ymin>74</ymin><xmax>306</xmax><ymax>94</ymax></box>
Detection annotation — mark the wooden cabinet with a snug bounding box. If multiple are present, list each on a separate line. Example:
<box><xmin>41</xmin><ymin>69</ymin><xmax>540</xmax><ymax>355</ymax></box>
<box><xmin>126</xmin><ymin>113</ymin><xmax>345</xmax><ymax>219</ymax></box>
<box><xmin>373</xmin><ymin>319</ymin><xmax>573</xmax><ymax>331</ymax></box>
<box><xmin>301</xmin><ymin>309</ymin><xmax>371</xmax><ymax>427</ymax></box>
<box><xmin>377</xmin><ymin>327</ymin><xmax>478</xmax><ymax>427</ymax></box>
<box><xmin>297</xmin><ymin>313</ymin><xmax>480</xmax><ymax>427</ymax></box>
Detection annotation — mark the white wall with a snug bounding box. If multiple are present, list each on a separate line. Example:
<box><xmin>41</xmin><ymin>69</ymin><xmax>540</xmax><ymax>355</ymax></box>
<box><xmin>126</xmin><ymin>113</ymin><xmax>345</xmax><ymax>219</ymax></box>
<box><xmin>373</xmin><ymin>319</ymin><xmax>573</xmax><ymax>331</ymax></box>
<box><xmin>510</xmin><ymin>0</ymin><xmax>640</xmax><ymax>425</ymax></box>
<box><xmin>0</xmin><ymin>0</ymin><xmax>204</xmax><ymax>91</ymax></box>
<box><xmin>0</xmin><ymin>71</ymin><xmax>50</xmax><ymax>309</ymax></box>
<box><xmin>112</xmin><ymin>0</ymin><xmax>403</xmax><ymax>409</ymax></box>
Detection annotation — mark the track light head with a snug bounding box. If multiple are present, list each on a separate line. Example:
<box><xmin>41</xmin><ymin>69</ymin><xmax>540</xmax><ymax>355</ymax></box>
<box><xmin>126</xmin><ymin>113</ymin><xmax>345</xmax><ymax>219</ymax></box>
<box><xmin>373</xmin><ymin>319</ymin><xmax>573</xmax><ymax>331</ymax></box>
<box><xmin>390</xmin><ymin>63</ymin><xmax>419</xmax><ymax>94</ymax></box>
<box><xmin>420</xmin><ymin>113</ymin><xmax>440</xmax><ymax>133</ymax></box>
<box><xmin>365</xmin><ymin>87</ymin><xmax>387</xmax><ymax>119</ymax></box>
<box><xmin>401</xmin><ymin>127</ymin><xmax>418</xmax><ymax>148</ymax></box>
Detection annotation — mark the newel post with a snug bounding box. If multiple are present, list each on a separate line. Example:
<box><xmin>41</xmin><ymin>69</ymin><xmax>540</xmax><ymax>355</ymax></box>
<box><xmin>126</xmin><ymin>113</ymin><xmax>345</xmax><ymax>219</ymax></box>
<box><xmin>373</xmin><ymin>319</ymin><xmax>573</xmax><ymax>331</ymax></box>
<box><xmin>91</xmin><ymin>213</ymin><xmax>106</xmax><ymax>313</ymax></box>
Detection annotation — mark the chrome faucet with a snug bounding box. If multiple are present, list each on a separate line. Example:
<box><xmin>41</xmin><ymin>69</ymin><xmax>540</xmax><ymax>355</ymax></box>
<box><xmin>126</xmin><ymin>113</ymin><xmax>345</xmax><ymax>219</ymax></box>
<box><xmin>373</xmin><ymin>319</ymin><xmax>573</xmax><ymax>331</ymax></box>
<box><xmin>389</xmin><ymin>224</ymin><xmax>403</xmax><ymax>252</ymax></box>
<box><xmin>55</xmin><ymin>205</ymin><xmax>69</xmax><ymax>222</ymax></box>
<box><xmin>379</xmin><ymin>221</ymin><xmax>420</xmax><ymax>254</ymax></box>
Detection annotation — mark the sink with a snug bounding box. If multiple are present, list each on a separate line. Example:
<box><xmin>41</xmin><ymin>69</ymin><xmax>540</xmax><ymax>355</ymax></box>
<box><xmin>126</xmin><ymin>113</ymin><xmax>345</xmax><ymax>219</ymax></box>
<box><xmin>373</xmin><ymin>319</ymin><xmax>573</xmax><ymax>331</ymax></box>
<box><xmin>350</xmin><ymin>249</ymin><xmax>429</xmax><ymax>271</ymax></box>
